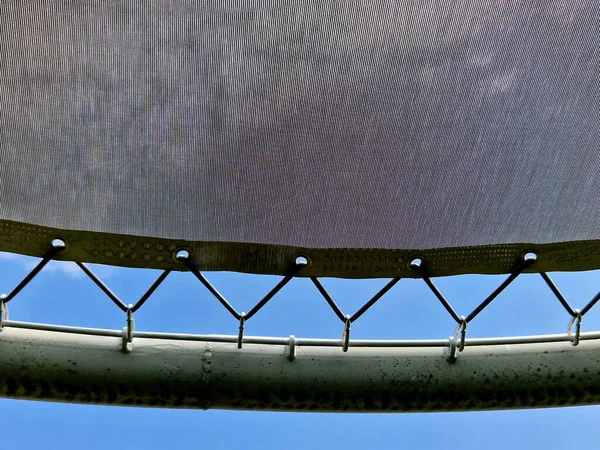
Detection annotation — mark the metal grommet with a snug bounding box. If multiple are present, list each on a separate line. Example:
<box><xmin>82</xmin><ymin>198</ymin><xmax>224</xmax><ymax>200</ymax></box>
<box><xmin>294</xmin><ymin>255</ymin><xmax>311</xmax><ymax>268</ymax></box>
<box><xmin>523</xmin><ymin>251</ymin><xmax>538</xmax><ymax>263</ymax></box>
<box><xmin>567</xmin><ymin>309</ymin><xmax>582</xmax><ymax>346</ymax></box>
<box><xmin>51</xmin><ymin>238</ymin><xmax>67</xmax><ymax>250</ymax></box>
<box><xmin>237</xmin><ymin>313</ymin><xmax>246</xmax><ymax>349</ymax></box>
<box><xmin>174</xmin><ymin>248</ymin><xmax>191</xmax><ymax>262</ymax></box>
<box><xmin>409</xmin><ymin>257</ymin><xmax>423</xmax><ymax>271</ymax></box>
<box><xmin>341</xmin><ymin>315</ymin><xmax>351</xmax><ymax>352</ymax></box>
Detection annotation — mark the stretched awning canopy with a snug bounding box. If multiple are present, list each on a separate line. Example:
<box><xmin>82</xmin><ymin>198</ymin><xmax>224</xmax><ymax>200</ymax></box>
<box><xmin>1</xmin><ymin>1</ymin><xmax>598</xmax><ymax>278</ymax></box>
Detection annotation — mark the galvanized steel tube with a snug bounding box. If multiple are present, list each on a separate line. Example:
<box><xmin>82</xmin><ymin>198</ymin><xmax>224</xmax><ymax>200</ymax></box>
<box><xmin>1</xmin><ymin>327</ymin><xmax>599</xmax><ymax>411</ymax></box>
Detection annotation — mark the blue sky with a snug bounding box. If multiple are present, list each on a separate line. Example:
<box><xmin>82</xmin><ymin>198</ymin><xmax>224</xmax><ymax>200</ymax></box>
<box><xmin>0</xmin><ymin>251</ymin><xmax>599</xmax><ymax>449</ymax></box>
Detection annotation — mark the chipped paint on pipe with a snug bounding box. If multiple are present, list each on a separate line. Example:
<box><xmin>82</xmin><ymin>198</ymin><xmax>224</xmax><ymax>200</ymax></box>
<box><xmin>0</xmin><ymin>327</ymin><xmax>599</xmax><ymax>411</ymax></box>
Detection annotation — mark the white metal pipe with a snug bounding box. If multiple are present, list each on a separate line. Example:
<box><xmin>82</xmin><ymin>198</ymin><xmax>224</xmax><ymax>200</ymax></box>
<box><xmin>1</xmin><ymin>327</ymin><xmax>599</xmax><ymax>411</ymax></box>
<box><xmin>7</xmin><ymin>320</ymin><xmax>600</xmax><ymax>347</ymax></box>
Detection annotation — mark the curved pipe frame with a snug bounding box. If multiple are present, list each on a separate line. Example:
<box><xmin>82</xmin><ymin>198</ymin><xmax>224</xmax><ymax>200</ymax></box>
<box><xmin>1</xmin><ymin>327</ymin><xmax>599</xmax><ymax>412</ymax></box>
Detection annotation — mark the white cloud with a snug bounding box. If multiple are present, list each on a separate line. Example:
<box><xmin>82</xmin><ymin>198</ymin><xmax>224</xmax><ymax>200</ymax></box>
<box><xmin>0</xmin><ymin>252</ymin><xmax>114</xmax><ymax>280</ymax></box>
<box><xmin>26</xmin><ymin>260</ymin><xmax>85</xmax><ymax>279</ymax></box>
<box><xmin>0</xmin><ymin>251</ymin><xmax>33</xmax><ymax>262</ymax></box>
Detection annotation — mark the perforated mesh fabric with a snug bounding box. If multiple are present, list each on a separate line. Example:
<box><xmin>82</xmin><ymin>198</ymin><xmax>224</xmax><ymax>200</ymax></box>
<box><xmin>1</xmin><ymin>1</ymin><xmax>598</xmax><ymax>277</ymax></box>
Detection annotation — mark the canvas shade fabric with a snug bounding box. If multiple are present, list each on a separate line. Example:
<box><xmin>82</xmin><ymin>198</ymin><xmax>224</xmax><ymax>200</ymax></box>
<box><xmin>1</xmin><ymin>1</ymin><xmax>598</xmax><ymax>278</ymax></box>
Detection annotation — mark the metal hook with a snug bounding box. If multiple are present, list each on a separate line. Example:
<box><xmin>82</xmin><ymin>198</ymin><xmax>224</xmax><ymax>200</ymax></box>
<box><xmin>447</xmin><ymin>336</ymin><xmax>458</xmax><ymax>362</ymax></box>
<box><xmin>456</xmin><ymin>316</ymin><xmax>467</xmax><ymax>352</ymax></box>
<box><xmin>0</xmin><ymin>294</ymin><xmax>8</xmax><ymax>331</ymax></box>
<box><xmin>287</xmin><ymin>335</ymin><xmax>296</xmax><ymax>361</ymax></box>
<box><xmin>567</xmin><ymin>309</ymin><xmax>582</xmax><ymax>346</ymax></box>
<box><xmin>447</xmin><ymin>316</ymin><xmax>467</xmax><ymax>362</ymax></box>
<box><xmin>342</xmin><ymin>315</ymin><xmax>351</xmax><ymax>352</ymax></box>
<box><xmin>122</xmin><ymin>304</ymin><xmax>134</xmax><ymax>353</ymax></box>
<box><xmin>237</xmin><ymin>312</ymin><xmax>246</xmax><ymax>349</ymax></box>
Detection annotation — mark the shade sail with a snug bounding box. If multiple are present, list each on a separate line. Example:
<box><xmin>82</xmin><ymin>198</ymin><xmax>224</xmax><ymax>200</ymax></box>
<box><xmin>1</xmin><ymin>1</ymin><xmax>598</xmax><ymax>278</ymax></box>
